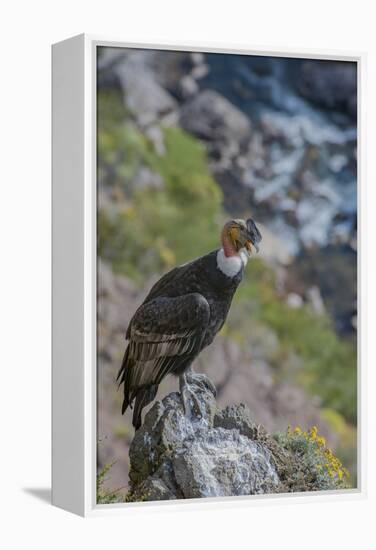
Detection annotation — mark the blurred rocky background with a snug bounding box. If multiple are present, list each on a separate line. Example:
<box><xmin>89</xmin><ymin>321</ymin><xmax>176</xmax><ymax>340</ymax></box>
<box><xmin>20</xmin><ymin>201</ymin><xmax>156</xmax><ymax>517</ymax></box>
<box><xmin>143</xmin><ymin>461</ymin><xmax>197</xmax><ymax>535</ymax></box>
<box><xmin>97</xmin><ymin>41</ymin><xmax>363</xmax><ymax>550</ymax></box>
<box><xmin>96</xmin><ymin>47</ymin><xmax>357</xmax><ymax>499</ymax></box>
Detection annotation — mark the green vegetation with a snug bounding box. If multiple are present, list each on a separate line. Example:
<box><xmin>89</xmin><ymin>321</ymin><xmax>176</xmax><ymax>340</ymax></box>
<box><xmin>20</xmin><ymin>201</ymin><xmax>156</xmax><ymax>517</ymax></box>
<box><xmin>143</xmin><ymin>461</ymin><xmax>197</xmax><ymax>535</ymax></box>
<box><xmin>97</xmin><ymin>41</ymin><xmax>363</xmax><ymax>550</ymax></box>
<box><xmin>98</xmin><ymin>90</ymin><xmax>222</xmax><ymax>282</ymax></box>
<box><xmin>274</xmin><ymin>425</ymin><xmax>350</xmax><ymax>491</ymax></box>
<box><xmin>234</xmin><ymin>261</ymin><xmax>357</xmax><ymax>423</ymax></box>
<box><xmin>97</xmin><ymin>462</ymin><xmax>124</xmax><ymax>504</ymax></box>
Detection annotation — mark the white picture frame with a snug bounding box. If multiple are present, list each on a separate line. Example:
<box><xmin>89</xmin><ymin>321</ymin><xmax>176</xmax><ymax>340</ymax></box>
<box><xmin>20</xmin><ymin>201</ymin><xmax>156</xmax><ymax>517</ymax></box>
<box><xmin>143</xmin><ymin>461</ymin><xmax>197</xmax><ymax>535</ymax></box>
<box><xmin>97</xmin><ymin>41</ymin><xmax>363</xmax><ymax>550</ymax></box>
<box><xmin>52</xmin><ymin>34</ymin><xmax>366</xmax><ymax>517</ymax></box>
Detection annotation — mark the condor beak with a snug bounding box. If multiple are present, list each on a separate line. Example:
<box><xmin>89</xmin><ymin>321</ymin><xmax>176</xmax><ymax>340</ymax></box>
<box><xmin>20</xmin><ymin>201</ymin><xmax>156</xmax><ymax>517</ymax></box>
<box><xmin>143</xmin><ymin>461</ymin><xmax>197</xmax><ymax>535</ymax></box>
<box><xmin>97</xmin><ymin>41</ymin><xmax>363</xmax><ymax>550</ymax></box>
<box><xmin>245</xmin><ymin>218</ymin><xmax>262</xmax><ymax>254</ymax></box>
<box><xmin>244</xmin><ymin>240</ymin><xmax>259</xmax><ymax>255</ymax></box>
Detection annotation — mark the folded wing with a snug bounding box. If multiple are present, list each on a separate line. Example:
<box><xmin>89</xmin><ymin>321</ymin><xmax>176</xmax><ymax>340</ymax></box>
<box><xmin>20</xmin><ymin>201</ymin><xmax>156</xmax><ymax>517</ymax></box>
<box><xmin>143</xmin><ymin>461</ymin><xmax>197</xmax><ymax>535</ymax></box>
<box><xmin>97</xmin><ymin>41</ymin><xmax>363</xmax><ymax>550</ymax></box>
<box><xmin>117</xmin><ymin>292</ymin><xmax>210</xmax><ymax>427</ymax></box>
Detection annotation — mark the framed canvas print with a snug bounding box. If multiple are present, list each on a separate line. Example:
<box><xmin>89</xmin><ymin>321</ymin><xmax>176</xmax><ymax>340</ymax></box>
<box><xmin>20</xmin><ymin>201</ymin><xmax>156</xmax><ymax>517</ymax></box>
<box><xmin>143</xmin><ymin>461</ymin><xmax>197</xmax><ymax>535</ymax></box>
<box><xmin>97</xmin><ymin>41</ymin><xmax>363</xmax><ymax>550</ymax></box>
<box><xmin>52</xmin><ymin>34</ymin><xmax>365</xmax><ymax>516</ymax></box>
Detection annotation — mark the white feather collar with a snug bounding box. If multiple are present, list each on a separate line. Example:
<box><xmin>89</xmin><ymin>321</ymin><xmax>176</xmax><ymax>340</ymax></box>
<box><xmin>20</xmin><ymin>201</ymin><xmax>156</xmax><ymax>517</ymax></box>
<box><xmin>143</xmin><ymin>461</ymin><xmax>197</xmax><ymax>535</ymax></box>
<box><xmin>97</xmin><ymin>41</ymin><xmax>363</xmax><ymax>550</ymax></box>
<box><xmin>216</xmin><ymin>248</ymin><xmax>249</xmax><ymax>277</ymax></box>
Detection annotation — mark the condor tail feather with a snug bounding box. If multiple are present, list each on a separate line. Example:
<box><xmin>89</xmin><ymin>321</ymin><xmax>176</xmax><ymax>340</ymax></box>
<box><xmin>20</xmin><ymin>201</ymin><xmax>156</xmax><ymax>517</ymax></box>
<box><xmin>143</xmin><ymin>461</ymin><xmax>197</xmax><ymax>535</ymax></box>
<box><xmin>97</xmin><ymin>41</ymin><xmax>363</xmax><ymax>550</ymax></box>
<box><xmin>132</xmin><ymin>385</ymin><xmax>158</xmax><ymax>430</ymax></box>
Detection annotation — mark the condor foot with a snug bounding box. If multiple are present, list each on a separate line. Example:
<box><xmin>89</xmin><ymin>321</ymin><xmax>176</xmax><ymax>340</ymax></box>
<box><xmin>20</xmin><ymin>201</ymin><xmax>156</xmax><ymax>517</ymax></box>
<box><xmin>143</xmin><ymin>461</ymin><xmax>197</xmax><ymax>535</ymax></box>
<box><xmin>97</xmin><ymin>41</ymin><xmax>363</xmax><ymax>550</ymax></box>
<box><xmin>179</xmin><ymin>368</ymin><xmax>216</xmax><ymax>420</ymax></box>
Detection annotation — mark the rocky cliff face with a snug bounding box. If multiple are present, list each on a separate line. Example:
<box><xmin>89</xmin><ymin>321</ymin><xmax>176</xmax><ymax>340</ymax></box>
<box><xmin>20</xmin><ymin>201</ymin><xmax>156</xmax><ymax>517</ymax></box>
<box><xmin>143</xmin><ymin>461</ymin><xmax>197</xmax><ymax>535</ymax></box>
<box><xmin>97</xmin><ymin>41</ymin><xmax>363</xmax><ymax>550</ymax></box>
<box><xmin>125</xmin><ymin>380</ymin><xmax>347</xmax><ymax>502</ymax></box>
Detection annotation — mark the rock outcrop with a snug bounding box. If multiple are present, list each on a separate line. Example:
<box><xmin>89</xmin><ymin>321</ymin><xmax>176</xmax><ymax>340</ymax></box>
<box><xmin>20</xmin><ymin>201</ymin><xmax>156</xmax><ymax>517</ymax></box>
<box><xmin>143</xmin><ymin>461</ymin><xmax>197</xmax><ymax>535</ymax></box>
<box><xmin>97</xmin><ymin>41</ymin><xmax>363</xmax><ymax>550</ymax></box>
<box><xmin>127</xmin><ymin>383</ymin><xmax>280</xmax><ymax>501</ymax></box>
<box><xmin>126</xmin><ymin>379</ymin><xmax>349</xmax><ymax>502</ymax></box>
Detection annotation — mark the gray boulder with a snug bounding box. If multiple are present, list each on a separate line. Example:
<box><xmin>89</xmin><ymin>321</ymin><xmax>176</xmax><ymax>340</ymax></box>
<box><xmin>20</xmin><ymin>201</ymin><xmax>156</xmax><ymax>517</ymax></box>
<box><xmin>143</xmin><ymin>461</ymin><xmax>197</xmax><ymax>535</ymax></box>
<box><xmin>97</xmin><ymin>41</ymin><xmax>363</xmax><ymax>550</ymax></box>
<box><xmin>126</xmin><ymin>383</ymin><xmax>280</xmax><ymax>501</ymax></box>
<box><xmin>115</xmin><ymin>59</ymin><xmax>178</xmax><ymax>127</ymax></box>
<box><xmin>180</xmin><ymin>90</ymin><xmax>251</xmax><ymax>144</ymax></box>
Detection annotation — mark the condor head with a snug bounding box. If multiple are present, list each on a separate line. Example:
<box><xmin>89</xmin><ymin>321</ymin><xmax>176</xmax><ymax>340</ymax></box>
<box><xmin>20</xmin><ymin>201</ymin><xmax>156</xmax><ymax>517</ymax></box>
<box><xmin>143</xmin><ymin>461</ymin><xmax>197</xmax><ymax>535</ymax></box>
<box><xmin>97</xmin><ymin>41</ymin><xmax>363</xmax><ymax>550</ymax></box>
<box><xmin>223</xmin><ymin>218</ymin><xmax>262</xmax><ymax>257</ymax></box>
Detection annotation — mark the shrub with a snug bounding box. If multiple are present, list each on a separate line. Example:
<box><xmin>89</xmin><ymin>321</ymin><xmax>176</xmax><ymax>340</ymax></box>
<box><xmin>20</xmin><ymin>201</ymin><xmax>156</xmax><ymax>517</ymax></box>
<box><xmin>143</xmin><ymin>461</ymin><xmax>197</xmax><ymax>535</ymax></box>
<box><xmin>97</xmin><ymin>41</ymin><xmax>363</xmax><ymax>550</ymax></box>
<box><xmin>96</xmin><ymin>462</ymin><xmax>124</xmax><ymax>504</ymax></box>
<box><xmin>274</xmin><ymin>425</ymin><xmax>350</xmax><ymax>491</ymax></box>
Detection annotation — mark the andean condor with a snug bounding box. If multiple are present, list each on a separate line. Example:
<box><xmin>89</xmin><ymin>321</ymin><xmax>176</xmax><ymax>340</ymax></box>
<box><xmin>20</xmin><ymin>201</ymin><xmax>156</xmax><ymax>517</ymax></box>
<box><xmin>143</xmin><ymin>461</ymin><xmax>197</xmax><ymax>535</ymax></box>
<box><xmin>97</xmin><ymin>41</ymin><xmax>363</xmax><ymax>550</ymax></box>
<box><xmin>117</xmin><ymin>218</ymin><xmax>262</xmax><ymax>429</ymax></box>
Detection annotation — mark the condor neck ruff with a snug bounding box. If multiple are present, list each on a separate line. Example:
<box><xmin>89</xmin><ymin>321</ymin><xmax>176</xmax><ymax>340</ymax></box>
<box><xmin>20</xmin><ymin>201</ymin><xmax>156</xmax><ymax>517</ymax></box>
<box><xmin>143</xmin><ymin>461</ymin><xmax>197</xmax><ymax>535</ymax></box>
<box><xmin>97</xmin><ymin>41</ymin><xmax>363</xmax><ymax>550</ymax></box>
<box><xmin>216</xmin><ymin>248</ymin><xmax>248</xmax><ymax>277</ymax></box>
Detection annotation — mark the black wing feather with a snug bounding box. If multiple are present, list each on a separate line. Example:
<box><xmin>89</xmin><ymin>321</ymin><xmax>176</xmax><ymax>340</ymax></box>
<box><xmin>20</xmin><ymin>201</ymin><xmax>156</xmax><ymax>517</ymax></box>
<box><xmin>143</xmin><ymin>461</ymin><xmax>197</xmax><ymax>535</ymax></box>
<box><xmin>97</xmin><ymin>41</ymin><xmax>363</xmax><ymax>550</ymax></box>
<box><xmin>118</xmin><ymin>292</ymin><xmax>210</xmax><ymax>426</ymax></box>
